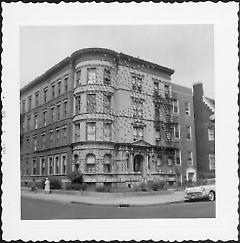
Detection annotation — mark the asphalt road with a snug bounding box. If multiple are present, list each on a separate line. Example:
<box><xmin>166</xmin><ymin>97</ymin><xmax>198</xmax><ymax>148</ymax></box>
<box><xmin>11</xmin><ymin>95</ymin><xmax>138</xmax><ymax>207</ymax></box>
<box><xmin>21</xmin><ymin>196</ymin><xmax>215</xmax><ymax>219</ymax></box>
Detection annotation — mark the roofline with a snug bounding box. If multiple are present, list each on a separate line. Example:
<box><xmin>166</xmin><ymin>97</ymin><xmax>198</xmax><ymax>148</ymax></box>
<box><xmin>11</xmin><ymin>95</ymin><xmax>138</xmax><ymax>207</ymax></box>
<box><xmin>20</xmin><ymin>57</ymin><xmax>70</xmax><ymax>95</ymax></box>
<box><xmin>20</xmin><ymin>48</ymin><xmax>175</xmax><ymax>95</ymax></box>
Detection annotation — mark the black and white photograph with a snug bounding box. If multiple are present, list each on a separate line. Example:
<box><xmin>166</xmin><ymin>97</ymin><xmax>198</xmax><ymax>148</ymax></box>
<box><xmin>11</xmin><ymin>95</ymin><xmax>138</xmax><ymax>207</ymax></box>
<box><xmin>2</xmin><ymin>2</ymin><xmax>238</xmax><ymax>242</ymax></box>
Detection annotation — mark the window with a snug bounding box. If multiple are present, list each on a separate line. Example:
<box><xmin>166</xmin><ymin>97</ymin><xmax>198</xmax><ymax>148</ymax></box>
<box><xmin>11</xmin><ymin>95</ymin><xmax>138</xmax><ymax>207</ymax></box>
<box><xmin>86</xmin><ymin>154</ymin><xmax>96</xmax><ymax>173</ymax></box>
<box><xmin>87</xmin><ymin>68</ymin><xmax>97</xmax><ymax>84</ymax></box>
<box><xmin>63</xmin><ymin>126</ymin><xmax>67</xmax><ymax>144</ymax></box>
<box><xmin>103</xmin><ymin>94</ymin><xmax>111</xmax><ymax>113</ymax></box>
<box><xmin>48</xmin><ymin>157</ymin><xmax>54</xmax><ymax>175</ymax></box>
<box><xmin>25</xmin><ymin>160</ymin><xmax>29</xmax><ymax>175</ymax></box>
<box><xmin>41</xmin><ymin>133</ymin><xmax>46</xmax><ymax>150</ymax></box>
<box><xmin>26</xmin><ymin>137</ymin><xmax>30</xmax><ymax>153</ymax></box>
<box><xmin>50</xmin><ymin>106</ymin><xmax>54</xmax><ymax>122</ymax></box>
<box><xmin>34</xmin><ymin>113</ymin><xmax>38</xmax><ymax>129</ymax></box>
<box><xmin>75</xmin><ymin>69</ymin><xmax>81</xmax><ymax>87</ymax></box>
<box><xmin>164</xmin><ymin>84</ymin><xmax>170</xmax><ymax>98</ymax></box>
<box><xmin>57</xmin><ymin>103</ymin><xmax>61</xmax><ymax>120</ymax></box>
<box><xmin>174</xmin><ymin>124</ymin><xmax>180</xmax><ymax>139</ymax></box>
<box><xmin>103</xmin><ymin>154</ymin><xmax>112</xmax><ymax>173</ymax></box>
<box><xmin>155</xmin><ymin>130</ymin><xmax>161</xmax><ymax>140</ymax></box>
<box><xmin>27</xmin><ymin>116</ymin><xmax>31</xmax><ymax>131</ymax></box>
<box><xmin>173</xmin><ymin>100</ymin><xmax>179</xmax><ymax>114</ymax></box>
<box><xmin>57</xmin><ymin>80</ymin><xmax>61</xmax><ymax>96</ymax></box>
<box><xmin>156</xmin><ymin>156</ymin><xmax>162</xmax><ymax>172</ymax></box>
<box><xmin>62</xmin><ymin>155</ymin><xmax>67</xmax><ymax>174</ymax></box>
<box><xmin>22</xmin><ymin>100</ymin><xmax>25</xmax><ymax>113</ymax></box>
<box><xmin>154</xmin><ymin>81</ymin><xmax>159</xmax><ymax>92</ymax></box>
<box><xmin>132</xmin><ymin>99</ymin><xmax>143</xmax><ymax>118</ymax></box>
<box><xmin>175</xmin><ymin>150</ymin><xmax>181</xmax><ymax>165</ymax></box>
<box><xmin>208</xmin><ymin>128</ymin><xmax>215</xmax><ymax>141</ymax></box>
<box><xmin>86</xmin><ymin>122</ymin><xmax>96</xmax><ymax>141</ymax></box>
<box><xmin>167</xmin><ymin>157</ymin><xmax>173</xmax><ymax>166</ymax></box>
<box><xmin>187</xmin><ymin>151</ymin><xmax>193</xmax><ymax>166</ymax></box>
<box><xmin>103</xmin><ymin>68</ymin><xmax>111</xmax><ymax>85</ymax></box>
<box><xmin>56</xmin><ymin>128</ymin><xmax>60</xmax><ymax>146</ymax></box>
<box><xmin>35</xmin><ymin>92</ymin><xmax>39</xmax><ymax>107</ymax></box>
<box><xmin>75</xmin><ymin>123</ymin><xmax>80</xmax><ymax>142</ymax></box>
<box><xmin>209</xmin><ymin>153</ymin><xmax>215</xmax><ymax>170</ymax></box>
<box><xmin>33</xmin><ymin>135</ymin><xmax>37</xmax><ymax>151</ymax></box>
<box><xmin>63</xmin><ymin>100</ymin><xmax>68</xmax><ymax>119</ymax></box>
<box><xmin>185</xmin><ymin>102</ymin><xmax>190</xmax><ymax>115</ymax></box>
<box><xmin>51</xmin><ymin>83</ymin><xmax>55</xmax><ymax>99</ymax></box>
<box><xmin>132</xmin><ymin>73</ymin><xmax>143</xmax><ymax>92</ymax></box>
<box><xmin>75</xmin><ymin>95</ymin><xmax>81</xmax><ymax>114</ymax></box>
<box><xmin>64</xmin><ymin>75</ymin><xmax>68</xmax><ymax>92</ymax></box>
<box><xmin>186</xmin><ymin>126</ymin><xmax>191</xmax><ymax>140</ymax></box>
<box><xmin>55</xmin><ymin>156</ymin><xmax>60</xmax><ymax>174</ymax></box>
<box><xmin>41</xmin><ymin>158</ymin><xmax>45</xmax><ymax>175</ymax></box>
<box><xmin>43</xmin><ymin>87</ymin><xmax>48</xmax><ymax>103</ymax></box>
<box><xmin>28</xmin><ymin>96</ymin><xmax>32</xmax><ymax>111</ymax></box>
<box><xmin>42</xmin><ymin>110</ymin><xmax>47</xmax><ymax>126</ymax></box>
<box><xmin>32</xmin><ymin>159</ymin><xmax>37</xmax><ymax>175</ymax></box>
<box><xmin>104</xmin><ymin>123</ymin><xmax>111</xmax><ymax>141</ymax></box>
<box><xmin>49</xmin><ymin>130</ymin><xmax>54</xmax><ymax>147</ymax></box>
<box><xmin>133</xmin><ymin>127</ymin><xmax>143</xmax><ymax>141</ymax></box>
<box><xmin>87</xmin><ymin>94</ymin><xmax>96</xmax><ymax>113</ymax></box>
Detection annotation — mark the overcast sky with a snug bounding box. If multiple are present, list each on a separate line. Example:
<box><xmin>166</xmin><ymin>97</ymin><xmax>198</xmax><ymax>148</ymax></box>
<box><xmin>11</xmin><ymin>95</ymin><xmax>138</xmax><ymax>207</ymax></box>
<box><xmin>20</xmin><ymin>25</ymin><xmax>214</xmax><ymax>98</ymax></box>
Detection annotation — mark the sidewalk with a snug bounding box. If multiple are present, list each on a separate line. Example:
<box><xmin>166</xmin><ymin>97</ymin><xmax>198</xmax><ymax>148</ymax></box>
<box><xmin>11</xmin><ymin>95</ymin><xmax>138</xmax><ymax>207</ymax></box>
<box><xmin>21</xmin><ymin>188</ymin><xmax>185</xmax><ymax>207</ymax></box>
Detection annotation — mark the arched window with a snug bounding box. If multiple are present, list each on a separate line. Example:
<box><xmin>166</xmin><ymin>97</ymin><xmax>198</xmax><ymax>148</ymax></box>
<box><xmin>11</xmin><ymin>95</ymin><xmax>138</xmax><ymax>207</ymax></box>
<box><xmin>103</xmin><ymin>154</ymin><xmax>112</xmax><ymax>173</ymax></box>
<box><xmin>86</xmin><ymin>154</ymin><xmax>96</xmax><ymax>173</ymax></box>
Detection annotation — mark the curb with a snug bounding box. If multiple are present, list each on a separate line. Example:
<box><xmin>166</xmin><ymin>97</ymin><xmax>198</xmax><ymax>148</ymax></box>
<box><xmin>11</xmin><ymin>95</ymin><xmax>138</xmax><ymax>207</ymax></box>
<box><xmin>70</xmin><ymin>200</ymin><xmax>185</xmax><ymax>207</ymax></box>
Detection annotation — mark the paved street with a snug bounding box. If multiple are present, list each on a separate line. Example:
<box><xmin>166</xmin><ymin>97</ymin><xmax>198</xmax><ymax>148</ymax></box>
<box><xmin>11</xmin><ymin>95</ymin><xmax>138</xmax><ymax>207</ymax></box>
<box><xmin>21</xmin><ymin>196</ymin><xmax>215</xmax><ymax>219</ymax></box>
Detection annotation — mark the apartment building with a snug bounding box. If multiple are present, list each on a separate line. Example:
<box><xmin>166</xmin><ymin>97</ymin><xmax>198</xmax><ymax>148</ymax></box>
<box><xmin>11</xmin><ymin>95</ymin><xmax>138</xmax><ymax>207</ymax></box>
<box><xmin>20</xmin><ymin>48</ymin><xmax>197</xmax><ymax>188</ymax></box>
<box><xmin>193</xmin><ymin>82</ymin><xmax>215</xmax><ymax>179</ymax></box>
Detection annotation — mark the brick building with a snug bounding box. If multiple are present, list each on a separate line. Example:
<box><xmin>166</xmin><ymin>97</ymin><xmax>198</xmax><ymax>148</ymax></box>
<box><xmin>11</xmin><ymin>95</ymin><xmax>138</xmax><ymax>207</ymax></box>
<box><xmin>193</xmin><ymin>82</ymin><xmax>215</xmax><ymax>179</ymax></box>
<box><xmin>20</xmin><ymin>48</ymin><xmax>197</xmax><ymax>188</ymax></box>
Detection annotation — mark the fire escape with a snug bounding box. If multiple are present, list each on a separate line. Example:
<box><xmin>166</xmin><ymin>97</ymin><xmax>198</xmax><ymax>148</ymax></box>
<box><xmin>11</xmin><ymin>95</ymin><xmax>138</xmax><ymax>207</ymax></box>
<box><xmin>153</xmin><ymin>88</ymin><xmax>179</xmax><ymax>151</ymax></box>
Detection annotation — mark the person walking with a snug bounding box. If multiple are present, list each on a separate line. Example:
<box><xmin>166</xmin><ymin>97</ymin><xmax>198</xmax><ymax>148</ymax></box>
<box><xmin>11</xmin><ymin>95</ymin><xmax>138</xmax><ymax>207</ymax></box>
<box><xmin>44</xmin><ymin>177</ymin><xmax>50</xmax><ymax>194</ymax></box>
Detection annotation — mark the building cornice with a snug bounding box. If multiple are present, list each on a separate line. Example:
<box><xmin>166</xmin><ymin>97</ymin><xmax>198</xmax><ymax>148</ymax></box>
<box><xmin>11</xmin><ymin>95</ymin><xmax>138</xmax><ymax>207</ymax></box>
<box><xmin>20</xmin><ymin>48</ymin><xmax>175</xmax><ymax>96</ymax></box>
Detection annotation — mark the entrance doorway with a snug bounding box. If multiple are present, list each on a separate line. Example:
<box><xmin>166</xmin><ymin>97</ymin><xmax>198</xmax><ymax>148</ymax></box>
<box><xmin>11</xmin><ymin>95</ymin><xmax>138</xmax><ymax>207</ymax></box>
<box><xmin>133</xmin><ymin>154</ymin><xmax>144</xmax><ymax>173</ymax></box>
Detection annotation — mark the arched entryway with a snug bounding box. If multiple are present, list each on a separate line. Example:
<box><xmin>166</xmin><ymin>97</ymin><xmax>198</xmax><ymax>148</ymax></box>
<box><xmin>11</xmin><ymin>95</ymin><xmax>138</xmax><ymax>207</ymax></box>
<box><xmin>133</xmin><ymin>154</ymin><xmax>144</xmax><ymax>173</ymax></box>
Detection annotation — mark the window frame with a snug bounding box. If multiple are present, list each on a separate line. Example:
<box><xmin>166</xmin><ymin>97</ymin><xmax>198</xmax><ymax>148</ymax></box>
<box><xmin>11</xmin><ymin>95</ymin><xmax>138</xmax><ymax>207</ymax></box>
<box><xmin>172</xmin><ymin>100</ymin><xmax>179</xmax><ymax>114</ymax></box>
<box><xmin>187</xmin><ymin>151</ymin><xmax>193</xmax><ymax>166</ymax></box>
<box><xmin>174</xmin><ymin>124</ymin><xmax>180</xmax><ymax>139</ymax></box>
<box><xmin>186</xmin><ymin>125</ymin><xmax>192</xmax><ymax>140</ymax></box>
<box><xmin>103</xmin><ymin>122</ymin><xmax>112</xmax><ymax>141</ymax></box>
<box><xmin>208</xmin><ymin>128</ymin><xmax>215</xmax><ymax>141</ymax></box>
<box><xmin>175</xmin><ymin>150</ymin><xmax>181</xmax><ymax>165</ymax></box>
<box><xmin>87</xmin><ymin>68</ymin><xmax>97</xmax><ymax>84</ymax></box>
<box><xmin>185</xmin><ymin>101</ymin><xmax>190</xmax><ymax>115</ymax></box>
<box><xmin>209</xmin><ymin>153</ymin><xmax>215</xmax><ymax>171</ymax></box>
<box><xmin>86</xmin><ymin>93</ymin><xmax>96</xmax><ymax>113</ymax></box>
<box><xmin>86</xmin><ymin>122</ymin><xmax>96</xmax><ymax>141</ymax></box>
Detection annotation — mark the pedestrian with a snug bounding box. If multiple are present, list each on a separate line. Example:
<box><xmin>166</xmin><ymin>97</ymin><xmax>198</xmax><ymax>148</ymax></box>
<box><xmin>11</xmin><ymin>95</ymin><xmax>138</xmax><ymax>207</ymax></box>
<box><xmin>44</xmin><ymin>177</ymin><xmax>50</xmax><ymax>194</ymax></box>
<box><xmin>31</xmin><ymin>178</ymin><xmax>37</xmax><ymax>193</ymax></box>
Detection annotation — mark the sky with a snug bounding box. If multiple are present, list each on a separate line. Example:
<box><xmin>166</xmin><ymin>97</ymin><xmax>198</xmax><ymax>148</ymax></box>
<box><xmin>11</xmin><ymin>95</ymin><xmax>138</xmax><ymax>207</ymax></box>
<box><xmin>20</xmin><ymin>25</ymin><xmax>214</xmax><ymax>98</ymax></box>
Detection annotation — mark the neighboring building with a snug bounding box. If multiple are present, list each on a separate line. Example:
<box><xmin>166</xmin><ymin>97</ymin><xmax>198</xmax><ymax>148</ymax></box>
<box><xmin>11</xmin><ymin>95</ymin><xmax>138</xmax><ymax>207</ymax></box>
<box><xmin>20</xmin><ymin>48</ymin><xmax>197</xmax><ymax>188</ymax></box>
<box><xmin>193</xmin><ymin>82</ymin><xmax>215</xmax><ymax>179</ymax></box>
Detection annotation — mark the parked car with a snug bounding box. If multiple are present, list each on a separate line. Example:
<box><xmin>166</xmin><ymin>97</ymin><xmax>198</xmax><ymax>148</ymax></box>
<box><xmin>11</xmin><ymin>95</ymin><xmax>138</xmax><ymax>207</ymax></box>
<box><xmin>184</xmin><ymin>178</ymin><xmax>215</xmax><ymax>201</ymax></box>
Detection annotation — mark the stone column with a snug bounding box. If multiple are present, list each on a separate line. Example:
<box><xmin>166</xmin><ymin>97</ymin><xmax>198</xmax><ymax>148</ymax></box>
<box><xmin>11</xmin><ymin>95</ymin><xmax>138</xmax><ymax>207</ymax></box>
<box><xmin>142</xmin><ymin>154</ymin><xmax>147</xmax><ymax>179</ymax></box>
<box><xmin>129</xmin><ymin>153</ymin><xmax>134</xmax><ymax>173</ymax></box>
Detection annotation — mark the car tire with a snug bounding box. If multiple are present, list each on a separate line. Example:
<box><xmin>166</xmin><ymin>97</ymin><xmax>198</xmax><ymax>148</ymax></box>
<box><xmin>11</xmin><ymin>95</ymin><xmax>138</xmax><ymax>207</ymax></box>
<box><xmin>208</xmin><ymin>191</ymin><xmax>215</xmax><ymax>201</ymax></box>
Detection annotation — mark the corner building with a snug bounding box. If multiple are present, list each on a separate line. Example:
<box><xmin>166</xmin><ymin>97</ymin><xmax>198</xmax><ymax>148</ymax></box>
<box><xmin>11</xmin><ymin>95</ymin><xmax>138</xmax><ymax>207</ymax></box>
<box><xmin>20</xmin><ymin>48</ymin><xmax>197</xmax><ymax>188</ymax></box>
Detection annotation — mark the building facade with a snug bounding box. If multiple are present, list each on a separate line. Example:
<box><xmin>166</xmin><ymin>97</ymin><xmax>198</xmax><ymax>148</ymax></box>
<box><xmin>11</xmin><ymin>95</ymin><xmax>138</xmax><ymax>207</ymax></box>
<box><xmin>20</xmin><ymin>48</ymin><xmax>197</xmax><ymax>188</ymax></box>
<box><xmin>193</xmin><ymin>82</ymin><xmax>215</xmax><ymax>179</ymax></box>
